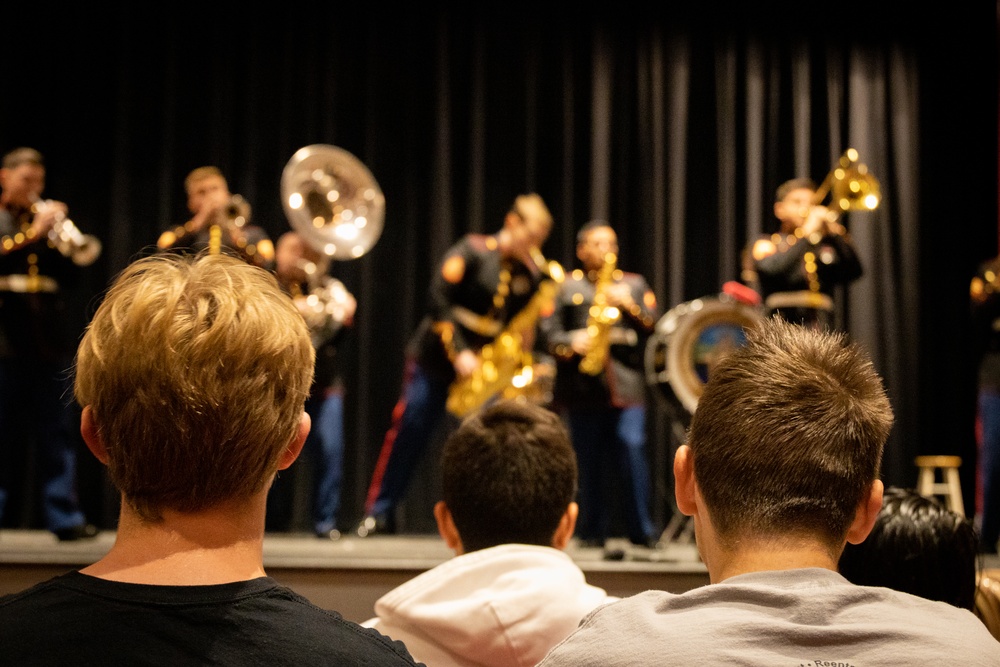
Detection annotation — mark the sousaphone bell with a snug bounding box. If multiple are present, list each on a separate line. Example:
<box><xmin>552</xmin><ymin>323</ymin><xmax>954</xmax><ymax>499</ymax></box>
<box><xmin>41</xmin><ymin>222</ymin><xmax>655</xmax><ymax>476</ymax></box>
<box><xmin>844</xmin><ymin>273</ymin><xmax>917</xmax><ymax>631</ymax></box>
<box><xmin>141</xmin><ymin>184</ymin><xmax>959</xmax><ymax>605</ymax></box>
<box><xmin>281</xmin><ymin>144</ymin><xmax>385</xmax><ymax>260</ymax></box>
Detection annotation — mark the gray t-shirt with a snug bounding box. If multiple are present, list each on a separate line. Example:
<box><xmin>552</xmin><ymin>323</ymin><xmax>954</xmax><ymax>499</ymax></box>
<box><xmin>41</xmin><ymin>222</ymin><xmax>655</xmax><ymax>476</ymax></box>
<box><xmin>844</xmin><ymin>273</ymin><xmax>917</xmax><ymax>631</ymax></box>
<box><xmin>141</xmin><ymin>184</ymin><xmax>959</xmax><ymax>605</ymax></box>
<box><xmin>539</xmin><ymin>568</ymin><xmax>1000</xmax><ymax>666</ymax></box>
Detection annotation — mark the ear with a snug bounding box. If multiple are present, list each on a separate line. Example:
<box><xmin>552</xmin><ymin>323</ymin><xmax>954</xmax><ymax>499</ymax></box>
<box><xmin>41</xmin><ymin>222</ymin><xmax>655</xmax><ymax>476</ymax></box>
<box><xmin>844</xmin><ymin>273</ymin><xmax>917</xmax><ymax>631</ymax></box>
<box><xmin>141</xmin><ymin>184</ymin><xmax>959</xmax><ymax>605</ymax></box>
<box><xmin>551</xmin><ymin>501</ymin><xmax>579</xmax><ymax>550</ymax></box>
<box><xmin>673</xmin><ymin>445</ymin><xmax>699</xmax><ymax>516</ymax></box>
<box><xmin>276</xmin><ymin>411</ymin><xmax>310</xmax><ymax>471</ymax></box>
<box><xmin>845</xmin><ymin>479</ymin><xmax>884</xmax><ymax>545</ymax></box>
<box><xmin>773</xmin><ymin>201</ymin><xmax>784</xmax><ymax>220</ymax></box>
<box><xmin>434</xmin><ymin>501</ymin><xmax>463</xmax><ymax>555</ymax></box>
<box><xmin>80</xmin><ymin>406</ymin><xmax>109</xmax><ymax>465</ymax></box>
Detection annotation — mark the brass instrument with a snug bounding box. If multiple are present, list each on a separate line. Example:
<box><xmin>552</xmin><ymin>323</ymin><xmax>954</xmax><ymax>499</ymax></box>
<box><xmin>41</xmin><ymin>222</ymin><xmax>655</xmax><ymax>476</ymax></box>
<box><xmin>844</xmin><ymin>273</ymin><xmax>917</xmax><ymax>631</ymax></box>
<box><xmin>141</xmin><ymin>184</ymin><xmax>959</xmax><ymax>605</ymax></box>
<box><xmin>280</xmin><ymin>144</ymin><xmax>383</xmax><ymax>339</ymax></box>
<box><xmin>784</xmin><ymin>148</ymin><xmax>881</xmax><ymax>301</ymax></box>
<box><xmin>281</xmin><ymin>144</ymin><xmax>385</xmax><ymax>261</ymax></box>
<box><xmin>295</xmin><ymin>256</ymin><xmax>355</xmax><ymax>347</ymax></box>
<box><xmin>579</xmin><ymin>251</ymin><xmax>621</xmax><ymax>375</ymax></box>
<box><xmin>207</xmin><ymin>194</ymin><xmax>252</xmax><ymax>255</ymax></box>
<box><xmin>800</xmin><ymin>148</ymin><xmax>881</xmax><ymax>241</ymax></box>
<box><xmin>31</xmin><ymin>198</ymin><xmax>102</xmax><ymax>266</ymax></box>
<box><xmin>446</xmin><ymin>253</ymin><xmax>565</xmax><ymax>418</ymax></box>
<box><xmin>812</xmin><ymin>148</ymin><xmax>880</xmax><ymax>215</ymax></box>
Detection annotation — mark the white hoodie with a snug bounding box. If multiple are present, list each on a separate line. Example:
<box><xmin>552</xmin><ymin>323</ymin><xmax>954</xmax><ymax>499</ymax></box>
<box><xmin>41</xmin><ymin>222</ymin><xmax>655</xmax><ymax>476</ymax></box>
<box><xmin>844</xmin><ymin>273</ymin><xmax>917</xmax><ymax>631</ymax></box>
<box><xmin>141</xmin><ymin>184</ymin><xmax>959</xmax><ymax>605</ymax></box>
<box><xmin>363</xmin><ymin>543</ymin><xmax>617</xmax><ymax>667</ymax></box>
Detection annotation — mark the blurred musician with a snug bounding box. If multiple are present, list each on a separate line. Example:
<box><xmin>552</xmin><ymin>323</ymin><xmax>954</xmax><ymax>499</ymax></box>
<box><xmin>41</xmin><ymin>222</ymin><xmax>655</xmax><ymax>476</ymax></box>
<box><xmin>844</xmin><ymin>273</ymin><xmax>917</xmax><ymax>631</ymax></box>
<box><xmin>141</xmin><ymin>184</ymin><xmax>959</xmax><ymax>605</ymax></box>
<box><xmin>539</xmin><ymin>220</ymin><xmax>659</xmax><ymax>549</ymax></box>
<box><xmin>743</xmin><ymin>177</ymin><xmax>862</xmax><ymax>330</ymax></box>
<box><xmin>972</xmin><ymin>254</ymin><xmax>1000</xmax><ymax>555</ymax></box>
<box><xmin>0</xmin><ymin>147</ymin><xmax>97</xmax><ymax>540</ymax></box>
<box><xmin>355</xmin><ymin>193</ymin><xmax>555</xmax><ymax>537</ymax></box>
<box><xmin>272</xmin><ymin>230</ymin><xmax>356</xmax><ymax>540</ymax></box>
<box><xmin>157</xmin><ymin>166</ymin><xmax>274</xmax><ymax>269</ymax></box>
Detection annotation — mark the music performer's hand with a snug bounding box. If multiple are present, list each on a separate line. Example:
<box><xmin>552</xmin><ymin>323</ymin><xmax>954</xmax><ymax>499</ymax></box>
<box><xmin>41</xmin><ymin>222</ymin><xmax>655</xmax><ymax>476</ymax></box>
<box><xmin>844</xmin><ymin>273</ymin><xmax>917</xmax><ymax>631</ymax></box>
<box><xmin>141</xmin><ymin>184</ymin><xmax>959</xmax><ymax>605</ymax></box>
<box><xmin>453</xmin><ymin>349</ymin><xmax>481</xmax><ymax>379</ymax></box>
<box><xmin>570</xmin><ymin>330</ymin><xmax>593</xmax><ymax>356</ymax></box>
<box><xmin>188</xmin><ymin>192</ymin><xmax>228</xmax><ymax>233</ymax></box>
<box><xmin>605</xmin><ymin>283</ymin><xmax>634</xmax><ymax>310</ymax></box>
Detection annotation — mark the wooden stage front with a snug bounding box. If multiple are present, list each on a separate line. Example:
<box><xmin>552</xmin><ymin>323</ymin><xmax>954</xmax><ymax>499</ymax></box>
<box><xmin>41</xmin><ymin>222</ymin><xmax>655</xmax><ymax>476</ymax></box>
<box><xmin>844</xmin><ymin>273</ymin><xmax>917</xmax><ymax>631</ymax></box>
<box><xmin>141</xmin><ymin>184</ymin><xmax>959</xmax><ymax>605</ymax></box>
<box><xmin>0</xmin><ymin>529</ymin><xmax>709</xmax><ymax>623</ymax></box>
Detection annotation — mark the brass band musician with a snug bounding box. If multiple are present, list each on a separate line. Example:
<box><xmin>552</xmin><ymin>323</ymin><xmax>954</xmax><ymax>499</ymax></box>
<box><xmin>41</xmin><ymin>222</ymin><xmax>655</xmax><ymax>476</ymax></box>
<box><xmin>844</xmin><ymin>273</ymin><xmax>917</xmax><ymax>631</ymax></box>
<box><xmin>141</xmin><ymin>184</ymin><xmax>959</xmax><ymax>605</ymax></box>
<box><xmin>743</xmin><ymin>177</ymin><xmax>862</xmax><ymax>330</ymax></box>
<box><xmin>157</xmin><ymin>166</ymin><xmax>274</xmax><ymax>269</ymax></box>
<box><xmin>271</xmin><ymin>230</ymin><xmax>356</xmax><ymax>540</ymax></box>
<box><xmin>356</xmin><ymin>193</ymin><xmax>556</xmax><ymax>537</ymax></box>
<box><xmin>0</xmin><ymin>147</ymin><xmax>97</xmax><ymax>540</ymax></box>
<box><xmin>539</xmin><ymin>220</ymin><xmax>659</xmax><ymax>549</ymax></box>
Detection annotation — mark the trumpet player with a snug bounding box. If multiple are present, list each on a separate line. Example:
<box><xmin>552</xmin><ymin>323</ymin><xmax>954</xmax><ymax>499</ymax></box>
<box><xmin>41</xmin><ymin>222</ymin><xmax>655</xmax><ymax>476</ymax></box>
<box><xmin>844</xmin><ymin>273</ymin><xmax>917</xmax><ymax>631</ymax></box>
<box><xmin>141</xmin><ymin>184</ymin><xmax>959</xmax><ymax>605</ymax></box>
<box><xmin>157</xmin><ymin>166</ymin><xmax>275</xmax><ymax>269</ymax></box>
<box><xmin>743</xmin><ymin>177</ymin><xmax>863</xmax><ymax>330</ymax></box>
<box><xmin>0</xmin><ymin>147</ymin><xmax>97</xmax><ymax>541</ymax></box>
<box><xmin>539</xmin><ymin>220</ymin><xmax>659</xmax><ymax>551</ymax></box>
<box><xmin>271</xmin><ymin>230</ymin><xmax>356</xmax><ymax>540</ymax></box>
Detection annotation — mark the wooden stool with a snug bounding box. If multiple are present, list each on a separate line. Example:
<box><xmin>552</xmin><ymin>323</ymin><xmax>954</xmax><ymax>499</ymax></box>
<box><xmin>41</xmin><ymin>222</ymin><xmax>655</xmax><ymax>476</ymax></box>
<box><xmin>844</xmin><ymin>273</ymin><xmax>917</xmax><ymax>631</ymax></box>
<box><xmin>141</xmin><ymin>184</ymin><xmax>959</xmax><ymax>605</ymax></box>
<box><xmin>914</xmin><ymin>455</ymin><xmax>965</xmax><ymax>517</ymax></box>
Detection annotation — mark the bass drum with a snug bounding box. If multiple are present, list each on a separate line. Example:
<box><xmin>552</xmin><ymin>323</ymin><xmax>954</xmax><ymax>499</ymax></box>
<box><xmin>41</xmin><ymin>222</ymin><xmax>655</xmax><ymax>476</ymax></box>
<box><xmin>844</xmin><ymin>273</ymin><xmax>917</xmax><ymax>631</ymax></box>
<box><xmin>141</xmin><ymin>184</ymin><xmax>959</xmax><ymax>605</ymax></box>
<box><xmin>645</xmin><ymin>294</ymin><xmax>764</xmax><ymax>420</ymax></box>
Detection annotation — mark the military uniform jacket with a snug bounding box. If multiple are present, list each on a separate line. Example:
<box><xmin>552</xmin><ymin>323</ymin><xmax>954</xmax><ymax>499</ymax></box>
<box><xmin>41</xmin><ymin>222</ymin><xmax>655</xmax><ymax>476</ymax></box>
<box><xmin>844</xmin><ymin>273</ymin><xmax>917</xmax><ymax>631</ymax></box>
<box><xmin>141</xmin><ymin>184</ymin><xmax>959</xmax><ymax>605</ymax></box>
<box><xmin>410</xmin><ymin>234</ymin><xmax>550</xmax><ymax>383</ymax></box>
<box><xmin>748</xmin><ymin>230</ymin><xmax>862</xmax><ymax>300</ymax></box>
<box><xmin>541</xmin><ymin>268</ymin><xmax>657</xmax><ymax>409</ymax></box>
<box><xmin>0</xmin><ymin>205</ymin><xmax>80</xmax><ymax>360</ymax></box>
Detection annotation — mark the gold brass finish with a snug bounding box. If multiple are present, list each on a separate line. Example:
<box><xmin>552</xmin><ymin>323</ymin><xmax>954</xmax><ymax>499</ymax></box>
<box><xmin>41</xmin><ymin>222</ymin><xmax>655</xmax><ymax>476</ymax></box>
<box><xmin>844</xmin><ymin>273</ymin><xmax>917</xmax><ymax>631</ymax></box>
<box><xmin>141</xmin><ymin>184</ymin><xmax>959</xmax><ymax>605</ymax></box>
<box><xmin>579</xmin><ymin>251</ymin><xmax>621</xmax><ymax>375</ymax></box>
<box><xmin>812</xmin><ymin>148</ymin><xmax>881</xmax><ymax>213</ymax></box>
<box><xmin>446</xmin><ymin>255</ymin><xmax>564</xmax><ymax>418</ymax></box>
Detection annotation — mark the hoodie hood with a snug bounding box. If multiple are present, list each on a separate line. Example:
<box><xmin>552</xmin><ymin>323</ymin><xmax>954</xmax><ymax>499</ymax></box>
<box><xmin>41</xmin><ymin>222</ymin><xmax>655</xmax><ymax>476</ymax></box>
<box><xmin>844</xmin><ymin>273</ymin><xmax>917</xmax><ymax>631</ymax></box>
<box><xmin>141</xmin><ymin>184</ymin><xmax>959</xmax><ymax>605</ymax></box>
<box><xmin>364</xmin><ymin>543</ymin><xmax>616</xmax><ymax>667</ymax></box>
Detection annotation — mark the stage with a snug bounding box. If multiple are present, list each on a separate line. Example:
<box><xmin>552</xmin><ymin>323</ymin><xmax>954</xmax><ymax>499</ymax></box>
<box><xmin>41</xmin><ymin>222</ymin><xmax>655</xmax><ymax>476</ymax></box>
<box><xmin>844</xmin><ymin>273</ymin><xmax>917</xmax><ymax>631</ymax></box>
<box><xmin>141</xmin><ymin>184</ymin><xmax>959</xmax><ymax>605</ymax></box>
<box><xmin>0</xmin><ymin>529</ymin><xmax>709</xmax><ymax>623</ymax></box>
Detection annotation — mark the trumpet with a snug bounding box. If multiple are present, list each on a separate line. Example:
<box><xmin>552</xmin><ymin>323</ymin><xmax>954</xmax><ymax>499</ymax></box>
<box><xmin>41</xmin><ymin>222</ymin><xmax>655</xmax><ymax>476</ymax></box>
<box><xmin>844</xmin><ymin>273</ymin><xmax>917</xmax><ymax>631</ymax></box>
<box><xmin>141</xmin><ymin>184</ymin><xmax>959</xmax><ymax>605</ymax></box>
<box><xmin>31</xmin><ymin>197</ymin><xmax>102</xmax><ymax>266</ymax></box>
<box><xmin>220</xmin><ymin>194</ymin><xmax>251</xmax><ymax>227</ymax></box>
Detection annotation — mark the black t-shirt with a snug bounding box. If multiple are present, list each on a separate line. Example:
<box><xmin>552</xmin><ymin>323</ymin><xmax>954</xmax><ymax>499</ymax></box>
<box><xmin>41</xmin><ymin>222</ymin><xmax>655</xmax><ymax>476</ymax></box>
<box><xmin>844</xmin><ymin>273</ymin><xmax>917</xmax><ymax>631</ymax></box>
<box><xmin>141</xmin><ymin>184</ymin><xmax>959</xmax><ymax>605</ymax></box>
<box><xmin>0</xmin><ymin>571</ymin><xmax>422</xmax><ymax>666</ymax></box>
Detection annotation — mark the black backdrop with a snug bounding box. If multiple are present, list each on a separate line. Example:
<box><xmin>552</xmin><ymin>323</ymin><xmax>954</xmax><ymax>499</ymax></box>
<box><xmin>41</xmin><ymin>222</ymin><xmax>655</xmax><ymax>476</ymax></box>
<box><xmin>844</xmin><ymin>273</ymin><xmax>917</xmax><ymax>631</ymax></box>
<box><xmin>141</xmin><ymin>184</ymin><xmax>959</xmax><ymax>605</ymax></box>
<box><xmin>2</xmin><ymin>3</ymin><xmax>997</xmax><ymax>535</ymax></box>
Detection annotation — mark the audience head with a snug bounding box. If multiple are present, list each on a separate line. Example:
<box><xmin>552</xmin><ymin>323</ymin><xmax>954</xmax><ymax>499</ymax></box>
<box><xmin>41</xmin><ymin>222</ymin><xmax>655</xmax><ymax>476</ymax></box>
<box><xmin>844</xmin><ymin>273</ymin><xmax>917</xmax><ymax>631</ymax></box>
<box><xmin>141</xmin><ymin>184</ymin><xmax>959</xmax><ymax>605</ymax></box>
<box><xmin>685</xmin><ymin>316</ymin><xmax>894</xmax><ymax>554</ymax></box>
<box><xmin>74</xmin><ymin>252</ymin><xmax>315</xmax><ymax>522</ymax></box>
<box><xmin>839</xmin><ymin>486</ymin><xmax>979</xmax><ymax>610</ymax></box>
<box><xmin>437</xmin><ymin>400</ymin><xmax>578</xmax><ymax>553</ymax></box>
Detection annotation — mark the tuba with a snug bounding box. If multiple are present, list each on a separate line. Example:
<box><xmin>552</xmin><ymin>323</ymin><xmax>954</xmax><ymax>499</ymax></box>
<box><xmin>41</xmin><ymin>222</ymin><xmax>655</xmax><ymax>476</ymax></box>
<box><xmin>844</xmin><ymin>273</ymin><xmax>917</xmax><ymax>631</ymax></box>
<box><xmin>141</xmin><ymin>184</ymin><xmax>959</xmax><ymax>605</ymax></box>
<box><xmin>281</xmin><ymin>144</ymin><xmax>385</xmax><ymax>261</ymax></box>
<box><xmin>280</xmin><ymin>145</ymin><xmax>384</xmax><ymax>339</ymax></box>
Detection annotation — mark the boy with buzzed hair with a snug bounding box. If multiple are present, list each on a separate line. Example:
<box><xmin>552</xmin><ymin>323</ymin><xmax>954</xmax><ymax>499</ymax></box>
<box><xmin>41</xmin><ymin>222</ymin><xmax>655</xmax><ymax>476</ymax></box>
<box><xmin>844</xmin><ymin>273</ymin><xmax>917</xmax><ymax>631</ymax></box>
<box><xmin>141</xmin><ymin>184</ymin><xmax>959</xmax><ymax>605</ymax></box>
<box><xmin>0</xmin><ymin>252</ymin><xmax>419</xmax><ymax>666</ymax></box>
<box><xmin>540</xmin><ymin>316</ymin><xmax>1000</xmax><ymax>665</ymax></box>
<box><xmin>365</xmin><ymin>399</ymin><xmax>616</xmax><ymax>667</ymax></box>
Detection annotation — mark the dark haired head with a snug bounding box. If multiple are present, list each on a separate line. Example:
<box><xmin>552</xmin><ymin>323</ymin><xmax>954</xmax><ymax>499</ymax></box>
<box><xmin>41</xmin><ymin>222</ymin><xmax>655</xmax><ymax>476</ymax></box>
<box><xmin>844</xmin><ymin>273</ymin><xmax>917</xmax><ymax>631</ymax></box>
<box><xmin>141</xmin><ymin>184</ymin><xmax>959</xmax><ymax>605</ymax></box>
<box><xmin>440</xmin><ymin>400</ymin><xmax>577</xmax><ymax>553</ymax></box>
<box><xmin>775</xmin><ymin>177</ymin><xmax>817</xmax><ymax>203</ymax></box>
<box><xmin>839</xmin><ymin>486</ymin><xmax>979</xmax><ymax>610</ymax></box>
<box><xmin>576</xmin><ymin>219</ymin><xmax>613</xmax><ymax>245</ymax></box>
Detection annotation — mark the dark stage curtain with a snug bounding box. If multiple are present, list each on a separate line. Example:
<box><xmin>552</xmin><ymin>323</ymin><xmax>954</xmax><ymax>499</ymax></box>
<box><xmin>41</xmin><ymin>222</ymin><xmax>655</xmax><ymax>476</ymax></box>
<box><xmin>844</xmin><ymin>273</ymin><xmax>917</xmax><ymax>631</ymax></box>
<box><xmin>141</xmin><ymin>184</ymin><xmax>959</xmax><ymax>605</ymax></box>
<box><xmin>2</xmin><ymin>5</ymin><xmax>996</xmax><ymax>534</ymax></box>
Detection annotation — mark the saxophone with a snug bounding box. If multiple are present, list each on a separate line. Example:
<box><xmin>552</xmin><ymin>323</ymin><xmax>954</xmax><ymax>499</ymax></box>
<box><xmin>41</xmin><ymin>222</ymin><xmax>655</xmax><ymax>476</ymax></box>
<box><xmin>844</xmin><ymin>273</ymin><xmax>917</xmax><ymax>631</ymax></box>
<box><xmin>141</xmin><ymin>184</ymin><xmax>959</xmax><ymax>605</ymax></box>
<box><xmin>579</xmin><ymin>251</ymin><xmax>621</xmax><ymax>375</ymax></box>
<box><xmin>446</xmin><ymin>250</ymin><xmax>564</xmax><ymax>418</ymax></box>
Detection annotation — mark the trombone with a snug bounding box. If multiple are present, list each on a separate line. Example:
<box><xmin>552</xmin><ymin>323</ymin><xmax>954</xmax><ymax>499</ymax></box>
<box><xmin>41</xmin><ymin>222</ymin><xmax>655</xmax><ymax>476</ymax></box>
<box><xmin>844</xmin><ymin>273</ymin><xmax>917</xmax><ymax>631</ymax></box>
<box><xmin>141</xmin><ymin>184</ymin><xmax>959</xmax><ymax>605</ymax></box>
<box><xmin>812</xmin><ymin>148</ymin><xmax>881</xmax><ymax>216</ymax></box>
